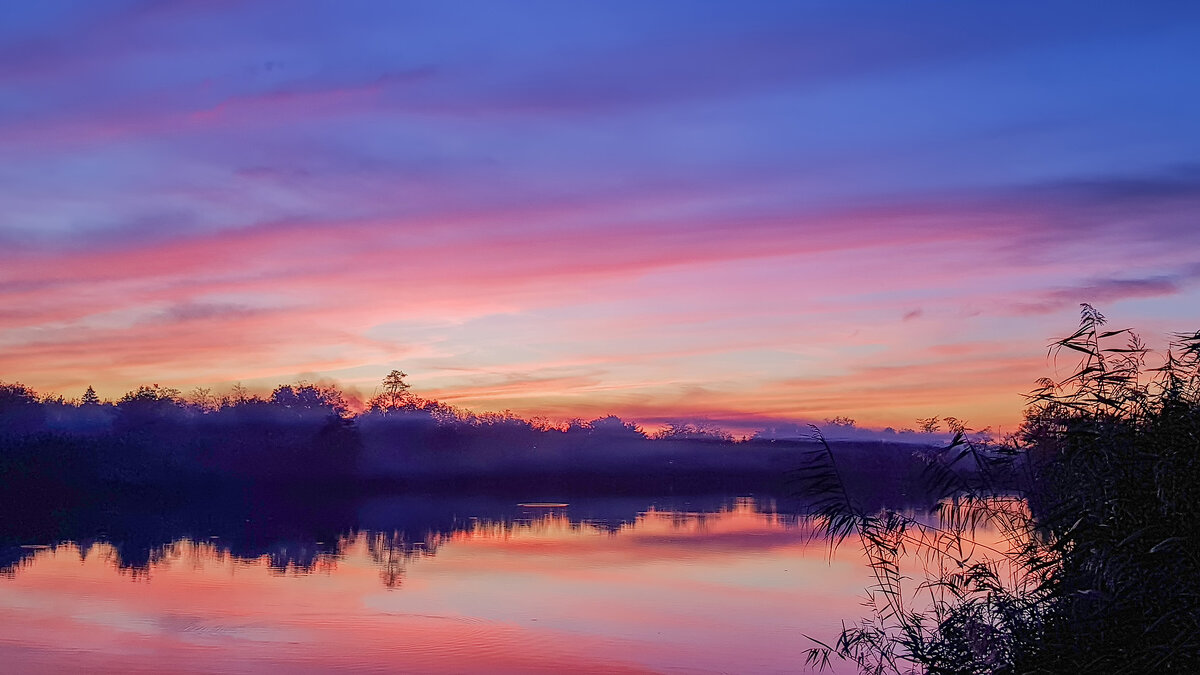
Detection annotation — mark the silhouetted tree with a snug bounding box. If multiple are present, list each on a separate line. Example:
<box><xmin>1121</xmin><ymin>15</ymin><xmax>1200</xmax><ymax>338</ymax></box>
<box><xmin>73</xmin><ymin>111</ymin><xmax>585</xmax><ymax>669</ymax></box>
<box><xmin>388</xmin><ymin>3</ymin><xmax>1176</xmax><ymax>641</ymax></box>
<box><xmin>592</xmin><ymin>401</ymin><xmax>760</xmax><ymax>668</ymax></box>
<box><xmin>586</xmin><ymin>415</ymin><xmax>644</xmax><ymax>438</ymax></box>
<box><xmin>224</xmin><ymin>382</ymin><xmax>251</xmax><ymax>407</ymax></box>
<box><xmin>382</xmin><ymin>370</ymin><xmax>410</xmax><ymax>403</ymax></box>
<box><xmin>188</xmin><ymin>387</ymin><xmax>216</xmax><ymax>413</ymax></box>
<box><xmin>0</xmin><ymin>381</ymin><xmax>43</xmax><ymax>435</ymax></box>
<box><xmin>270</xmin><ymin>382</ymin><xmax>348</xmax><ymax>417</ymax></box>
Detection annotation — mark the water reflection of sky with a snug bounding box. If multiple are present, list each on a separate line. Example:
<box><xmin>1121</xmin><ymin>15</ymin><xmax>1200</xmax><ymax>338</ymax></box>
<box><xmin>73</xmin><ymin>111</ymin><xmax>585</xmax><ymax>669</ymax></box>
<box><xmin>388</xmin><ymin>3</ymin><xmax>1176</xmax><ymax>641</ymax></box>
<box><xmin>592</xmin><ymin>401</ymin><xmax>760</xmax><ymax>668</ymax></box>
<box><xmin>0</xmin><ymin>499</ymin><xmax>866</xmax><ymax>673</ymax></box>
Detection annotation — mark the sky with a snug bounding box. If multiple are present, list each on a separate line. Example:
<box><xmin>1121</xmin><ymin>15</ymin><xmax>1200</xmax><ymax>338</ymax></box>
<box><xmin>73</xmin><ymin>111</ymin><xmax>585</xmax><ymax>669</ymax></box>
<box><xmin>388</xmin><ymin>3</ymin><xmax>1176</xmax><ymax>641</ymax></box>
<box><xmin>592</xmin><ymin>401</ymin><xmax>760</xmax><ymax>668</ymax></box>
<box><xmin>2</xmin><ymin>1</ymin><xmax>1199</xmax><ymax>432</ymax></box>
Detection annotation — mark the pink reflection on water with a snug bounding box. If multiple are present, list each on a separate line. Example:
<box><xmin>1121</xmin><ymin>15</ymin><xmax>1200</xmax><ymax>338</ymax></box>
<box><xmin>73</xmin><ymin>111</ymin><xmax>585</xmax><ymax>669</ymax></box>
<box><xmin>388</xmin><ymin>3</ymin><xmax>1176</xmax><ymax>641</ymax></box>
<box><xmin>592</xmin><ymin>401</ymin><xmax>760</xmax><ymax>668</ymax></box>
<box><xmin>0</xmin><ymin>499</ymin><xmax>866</xmax><ymax>673</ymax></box>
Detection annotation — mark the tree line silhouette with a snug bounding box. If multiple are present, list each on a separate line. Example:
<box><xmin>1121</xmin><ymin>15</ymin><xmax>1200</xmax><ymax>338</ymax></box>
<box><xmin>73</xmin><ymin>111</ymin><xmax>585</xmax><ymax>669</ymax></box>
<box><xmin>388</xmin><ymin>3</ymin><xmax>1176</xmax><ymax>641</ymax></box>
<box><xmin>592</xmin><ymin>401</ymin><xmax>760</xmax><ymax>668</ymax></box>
<box><xmin>1</xmin><ymin>370</ymin><xmax>937</xmax><ymax>499</ymax></box>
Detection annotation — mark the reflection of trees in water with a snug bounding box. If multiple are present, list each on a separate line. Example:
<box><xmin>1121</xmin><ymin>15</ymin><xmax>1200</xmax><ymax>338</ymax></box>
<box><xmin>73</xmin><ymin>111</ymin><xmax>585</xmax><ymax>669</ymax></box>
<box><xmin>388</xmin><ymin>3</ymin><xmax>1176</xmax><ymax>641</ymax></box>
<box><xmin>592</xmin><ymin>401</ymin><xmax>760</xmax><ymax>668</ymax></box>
<box><xmin>365</xmin><ymin>531</ymin><xmax>442</xmax><ymax>588</ymax></box>
<box><xmin>2</xmin><ymin>497</ymin><xmax>827</xmax><ymax>587</ymax></box>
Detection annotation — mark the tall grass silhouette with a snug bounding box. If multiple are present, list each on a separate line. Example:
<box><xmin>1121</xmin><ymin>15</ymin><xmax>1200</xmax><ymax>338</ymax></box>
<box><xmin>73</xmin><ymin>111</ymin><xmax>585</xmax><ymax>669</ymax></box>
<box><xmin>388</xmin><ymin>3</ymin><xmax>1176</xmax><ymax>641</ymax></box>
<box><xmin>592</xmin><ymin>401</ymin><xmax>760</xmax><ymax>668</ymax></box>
<box><xmin>798</xmin><ymin>304</ymin><xmax>1200</xmax><ymax>673</ymax></box>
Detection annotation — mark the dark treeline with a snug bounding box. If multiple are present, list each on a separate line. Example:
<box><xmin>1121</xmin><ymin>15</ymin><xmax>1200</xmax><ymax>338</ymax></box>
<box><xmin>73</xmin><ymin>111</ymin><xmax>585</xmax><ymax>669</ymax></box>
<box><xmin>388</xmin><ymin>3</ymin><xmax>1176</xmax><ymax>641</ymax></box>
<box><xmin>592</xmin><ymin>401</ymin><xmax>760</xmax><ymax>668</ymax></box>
<box><xmin>1</xmin><ymin>381</ymin><xmax>360</xmax><ymax>489</ymax></box>
<box><xmin>0</xmin><ymin>374</ymin><xmax>938</xmax><ymax>500</ymax></box>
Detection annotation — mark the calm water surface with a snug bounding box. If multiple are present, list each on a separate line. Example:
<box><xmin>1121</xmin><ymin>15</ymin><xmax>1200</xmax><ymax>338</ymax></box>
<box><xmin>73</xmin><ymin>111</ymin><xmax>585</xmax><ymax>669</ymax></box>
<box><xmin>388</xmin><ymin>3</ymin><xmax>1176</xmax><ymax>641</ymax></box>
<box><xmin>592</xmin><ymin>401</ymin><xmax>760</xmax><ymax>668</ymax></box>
<box><xmin>1</xmin><ymin>496</ymin><xmax>872</xmax><ymax>673</ymax></box>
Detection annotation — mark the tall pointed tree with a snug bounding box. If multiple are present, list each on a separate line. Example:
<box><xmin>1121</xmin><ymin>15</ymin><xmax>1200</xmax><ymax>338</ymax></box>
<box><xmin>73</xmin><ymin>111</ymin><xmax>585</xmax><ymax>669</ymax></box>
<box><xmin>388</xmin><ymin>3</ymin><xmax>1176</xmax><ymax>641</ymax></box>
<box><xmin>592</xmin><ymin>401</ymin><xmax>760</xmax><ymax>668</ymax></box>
<box><xmin>381</xmin><ymin>370</ymin><xmax>411</xmax><ymax>409</ymax></box>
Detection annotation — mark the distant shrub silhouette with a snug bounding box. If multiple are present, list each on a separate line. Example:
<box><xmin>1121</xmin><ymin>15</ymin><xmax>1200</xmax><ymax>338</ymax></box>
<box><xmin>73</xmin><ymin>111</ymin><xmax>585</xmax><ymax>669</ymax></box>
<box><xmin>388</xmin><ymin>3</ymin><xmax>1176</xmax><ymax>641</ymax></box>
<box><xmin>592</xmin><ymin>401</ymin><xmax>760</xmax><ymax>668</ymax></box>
<box><xmin>800</xmin><ymin>304</ymin><xmax>1200</xmax><ymax>673</ymax></box>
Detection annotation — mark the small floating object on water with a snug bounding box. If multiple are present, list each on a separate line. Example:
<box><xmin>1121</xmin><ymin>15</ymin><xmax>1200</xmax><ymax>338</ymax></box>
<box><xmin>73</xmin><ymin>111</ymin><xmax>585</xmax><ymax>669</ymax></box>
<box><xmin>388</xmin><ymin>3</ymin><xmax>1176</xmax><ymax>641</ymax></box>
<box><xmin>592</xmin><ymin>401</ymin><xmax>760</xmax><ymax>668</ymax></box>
<box><xmin>518</xmin><ymin>502</ymin><xmax>569</xmax><ymax>508</ymax></box>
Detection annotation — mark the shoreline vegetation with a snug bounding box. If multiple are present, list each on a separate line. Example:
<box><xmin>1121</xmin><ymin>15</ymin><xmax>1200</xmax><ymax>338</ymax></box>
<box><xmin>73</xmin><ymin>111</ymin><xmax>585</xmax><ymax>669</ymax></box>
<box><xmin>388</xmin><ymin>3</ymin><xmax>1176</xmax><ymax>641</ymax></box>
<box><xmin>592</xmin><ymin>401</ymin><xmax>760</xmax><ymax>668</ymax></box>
<box><xmin>800</xmin><ymin>305</ymin><xmax>1200</xmax><ymax>673</ymax></box>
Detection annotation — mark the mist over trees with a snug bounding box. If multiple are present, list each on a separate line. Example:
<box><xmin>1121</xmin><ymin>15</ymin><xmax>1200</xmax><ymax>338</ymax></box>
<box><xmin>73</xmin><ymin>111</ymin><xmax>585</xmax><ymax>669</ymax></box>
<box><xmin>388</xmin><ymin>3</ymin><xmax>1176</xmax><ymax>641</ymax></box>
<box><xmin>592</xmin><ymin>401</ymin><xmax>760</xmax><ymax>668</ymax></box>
<box><xmin>0</xmin><ymin>370</ymin><xmax>941</xmax><ymax>502</ymax></box>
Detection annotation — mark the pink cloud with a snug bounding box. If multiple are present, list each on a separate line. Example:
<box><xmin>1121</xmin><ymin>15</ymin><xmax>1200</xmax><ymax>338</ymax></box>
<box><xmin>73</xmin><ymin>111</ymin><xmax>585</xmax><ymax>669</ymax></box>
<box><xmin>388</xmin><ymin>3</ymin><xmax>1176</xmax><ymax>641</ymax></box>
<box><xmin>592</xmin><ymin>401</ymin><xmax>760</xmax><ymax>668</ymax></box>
<box><xmin>2</xmin><ymin>190</ymin><xmax>1194</xmax><ymax>428</ymax></box>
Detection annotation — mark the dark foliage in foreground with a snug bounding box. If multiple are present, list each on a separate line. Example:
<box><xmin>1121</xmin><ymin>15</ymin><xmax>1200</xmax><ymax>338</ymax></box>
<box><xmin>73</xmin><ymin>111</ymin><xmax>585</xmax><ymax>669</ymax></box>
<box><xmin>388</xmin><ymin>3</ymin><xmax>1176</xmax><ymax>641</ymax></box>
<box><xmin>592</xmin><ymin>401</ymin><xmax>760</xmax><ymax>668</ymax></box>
<box><xmin>799</xmin><ymin>305</ymin><xmax>1200</xmax><ymax>674</ymax></box>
